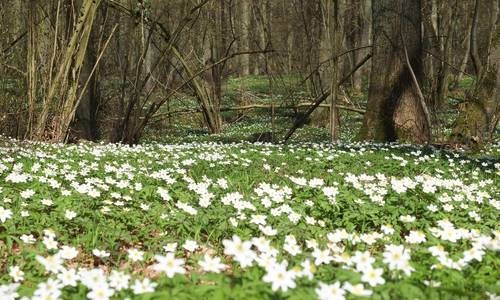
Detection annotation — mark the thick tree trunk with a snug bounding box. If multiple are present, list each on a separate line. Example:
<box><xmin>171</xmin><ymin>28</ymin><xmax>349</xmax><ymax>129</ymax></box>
<box><xmin>360</xmin><ymin>0</ymin><xmax>431</xmax><ymax>143</ymax></box>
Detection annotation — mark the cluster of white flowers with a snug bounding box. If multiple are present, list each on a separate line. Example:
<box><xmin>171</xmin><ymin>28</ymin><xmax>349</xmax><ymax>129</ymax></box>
<box><xmin>383</xmin><ymin>245</ymin><xmax>414</xmax><ymax>275</ymax></box>
<box><xmin>0</xmin><ymin>206</ymin><xmax>13</xmax><ymax>222</ymax></box>
<box><xmin>0</xmin><ymin>139</ymin><xmax>498</xmax><ymax>299</ymax></box>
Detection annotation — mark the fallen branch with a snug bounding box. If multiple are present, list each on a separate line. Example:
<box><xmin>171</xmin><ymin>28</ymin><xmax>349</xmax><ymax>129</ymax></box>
<box><xmin>151</xmin><ymin>103</ymin><xmax>365</xmax><ymax>119</ymax></box>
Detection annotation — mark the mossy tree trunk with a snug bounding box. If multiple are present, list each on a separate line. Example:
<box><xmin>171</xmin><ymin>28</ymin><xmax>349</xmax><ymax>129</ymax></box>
<box><xmin>359</xmin><ymin>0</ymin><xmax>431</xmax><ymax>143</ymax></box>
<box><xmin>32</xmin><ymin>0</ymin><xmax>102</xmax><ymax>142</ymax></box>
<box><xmin>451</xmin><ymin>0</ymin><xmax>499</xmax><ymax>145</ymax></box>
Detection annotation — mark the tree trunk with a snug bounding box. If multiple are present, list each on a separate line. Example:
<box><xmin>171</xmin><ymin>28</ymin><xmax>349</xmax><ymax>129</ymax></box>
<box><xmin>359</xmin><ymin>0</ymin><xmax>431</xmax><ymax>143</ymax></box>
<box><xmin>452</xmin><ymin>0</ymin><xmax>499</xmax><ymax>145</ymax></box>
<box><xmin>73</xmin><ymin>26</ymin><xmax>100</xmax><ymax>141</ymax></box>
<box><xmin>344</xmin><ymin>0</ymin><xmax>364</xmax><ymax>91</ymax></box>
<box><xmin>433</xmin><ymin>4</ymin><xmax>454</xmax><ymax>111</ymax></box>
<box><xmin>453</xmin><ymin>0</ymin><xmax>474</xmax><ymax>85</ymax></box>
<box><xmin>239</xmin><ymin>0</ymin><xmax>250</xmax><ymax>76</ymax></box>
<box><xmin>25</xmin><ymin>0</ymin><xmax>37</xmax><ymax>139</ymax></box>
<box><xmin>311</xmin><ymin>0</ymin><xmax>334</xmax><ymax>127</ymax></box>
<box><xmin>422</xmin><ymin>0</ymin><xmax>457</xmax><ymax>113</ymax></box>
<box><xmin>330</xmin><ymin>0</ymin><xmax>341</xmax><ymax>141</ymax></box>
<box><xmin>32</xmin><ymin>0</ymin><xmax>102</xmax><ymax>142</ymax></box>
<box><xmin>422</xmin><ymin>0</ymin><xmax>438</xmax><ymax>87</ymax></box>
<box><xmin>250</xmin><ymin>2</ymin><xmax>260</xmax><ymax>75</ymax></box>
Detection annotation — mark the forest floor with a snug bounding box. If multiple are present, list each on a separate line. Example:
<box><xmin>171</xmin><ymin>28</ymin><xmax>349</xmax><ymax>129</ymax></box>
<box><xmin>0</xmin><ymin>136</ymin><xmax>499</xmax><ymax>299</ymax></box>
<box><xmin>0</xmin><ymin>76</ymin><xmax>499</xmax><ymax>300</ymax></box>
<box><xmin>143</xmin><ymin>74</ymin><xmax>490</xmax><ymax>145</ymax></box>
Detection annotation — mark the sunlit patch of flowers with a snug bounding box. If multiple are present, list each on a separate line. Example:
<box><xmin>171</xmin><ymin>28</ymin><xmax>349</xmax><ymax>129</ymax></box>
<box><xmin>0</xmin><ymin>137</ymin><xmax>498</xmax><ymax>299</ymax></box>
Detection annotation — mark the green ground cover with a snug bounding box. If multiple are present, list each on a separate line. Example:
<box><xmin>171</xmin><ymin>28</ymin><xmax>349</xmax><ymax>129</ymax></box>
<box><xmin>0</xmin><ymin>136</ymin><xmax>499</xmax><ymax>299</ymax></box>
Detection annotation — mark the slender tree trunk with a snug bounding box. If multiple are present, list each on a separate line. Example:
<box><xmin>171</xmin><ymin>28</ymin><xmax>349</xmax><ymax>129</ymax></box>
<box><xmin>344</xmin><ymin>0</ymin><xmax>363</xmax><ymax>90</ymax></box>
<box><xmin>422</xmin><ymin>0</ymin><xmax>439</xmax><ymax>109</ymax></box>
<box><xmin>239</xmin><ymin>0</ymin><xmax>250</xmax><ymax>76</ymax></box>
<box><xmin>453</xmin><ymin>0</ymin><xmax>474</xmax><ymax>85</ymax></box>
<box><xmin>433</xmin><ymin>4</ymin><xmax>455</xmax><ymax>111</ymax></box>
<box><xmin>330</xmin><ymin>0</ymin><xmax>341</xmax><ymax>141</ymax></box>
<box><xmin>25</xmin><ymin>0</ymin><xmax>37</xmax><ymax>139</ymax></box>
<box><xmin>286</xmin><ymin>3</ymin><xmax>294</xmax><ymax>73</ymax></box>
<box><xmin>250</xmin><ymin>2</ymin><xmax>260</xmax><ymax>75</ymax></box>
<box><xmin>456</xmin><ymin>25</ymin><xmax>472</xmax><ymax>84</ymax></box>
<box><xmin>311</xmin><ymin>0</ymin><xmax>333</xmax><ymax>126</ymax></box>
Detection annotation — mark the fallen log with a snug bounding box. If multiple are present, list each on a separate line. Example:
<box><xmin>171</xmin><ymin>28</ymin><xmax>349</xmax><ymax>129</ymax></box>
<box><xmin>151</xmin><ymin>103</ymin><xmax>365</xmax><ymax>120</ymax></box>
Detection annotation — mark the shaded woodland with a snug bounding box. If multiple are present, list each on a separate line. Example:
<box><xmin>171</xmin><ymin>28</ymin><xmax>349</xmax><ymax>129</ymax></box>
<box><xmin>0</xmin><ymin>0</ymin><xmax>498</xmax><ymax>145</ymax></box>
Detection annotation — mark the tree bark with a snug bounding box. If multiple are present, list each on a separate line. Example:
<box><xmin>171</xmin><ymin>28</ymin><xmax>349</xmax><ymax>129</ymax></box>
<box><xmin>344</xmin><ymin>0</ymin><xmax>364</xmax><ymax>90</ymax></box>
<box><xmin>25</xmin><ymin>0</ymin><xmax>37</xmax><ymax>139</ymax></box>
<box><xmin>359</xmin><ymin>0</ymin><xmax>431</xmax><ymax>143</ymax></box>
<box><xmin>32</xmin><ymin>0</ymin><xmax>102</xmax><ymax>142</ymax></box>
<box><xmin>454</xmin><ymin>0</ymin><xmax>474</xmax><ymax>85</ymax></box>
<box><xmin>239</xmin><ymin>0</ymin><xmax>250</xmax><ymax>76</ymax></box>
<box><xmin>330</xmin><ymin>0</ymin><xmax>341</xmax><ymax>141</ymax></box>
<box><xmin>73</xmin><ymin>24</ymin><xmax>100</xmax><ymax>141</ymax></box>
